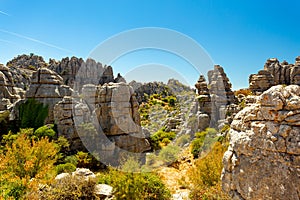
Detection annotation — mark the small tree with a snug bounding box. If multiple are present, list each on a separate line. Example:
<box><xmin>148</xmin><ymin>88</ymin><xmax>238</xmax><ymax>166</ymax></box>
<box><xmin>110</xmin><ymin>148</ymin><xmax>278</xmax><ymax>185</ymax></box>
<box><xmin>0</xmin><ymin>129</ymin><xmax>58</xmax><ymax>199</ymax></box>
<box><xmin>19</xmin><ymin>99</ymin><xmax>49</xmax><ymax>130</ymax></box>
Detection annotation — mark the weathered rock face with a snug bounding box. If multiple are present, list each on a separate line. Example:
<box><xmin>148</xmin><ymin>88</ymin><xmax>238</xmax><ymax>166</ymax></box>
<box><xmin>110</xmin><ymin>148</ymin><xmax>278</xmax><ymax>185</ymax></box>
<box><xmin>249</xmin><ymin>56</ymin><xmax>300</xmax><ymax>94</ymax></box>
<box><xmin>195</xmin><ymin>65</ymin><xmax>237</xmax><ymax>130</ymax></box>
<box><xmin>54</xmin><ymin>82</ymin><xmax>150</xmax><ymax>159</ymax></box>
<box><xmin>222</xmin><ymin>85</ymin><xmax>300</xmax><ymax>200</ymax></box>
<box><xmin>48</xmin><ymin>57</ymin><xmax>124</xmax><ymax>89</ymax></box>
<box><xmin>26</xmin><ymin>68</ymin><xmax>72</xmax><ymax>123</ymax></box>
<box><xmin>0</xmin><ymin>64</ymin><xmax>25</xmax><ymax>111</ymax></box>
<box><xmin>249</xmin><ymin>70</ymin><xmax>274</xmax><ymax>93</ymax></box>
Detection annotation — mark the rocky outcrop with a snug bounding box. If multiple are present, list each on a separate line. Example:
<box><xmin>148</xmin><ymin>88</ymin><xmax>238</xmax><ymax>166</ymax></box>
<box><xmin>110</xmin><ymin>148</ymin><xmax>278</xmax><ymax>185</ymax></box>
<box><xmin>129</xmin><ymin>81</ymin><xmax>174</xmax><ymax>104</ymax></box>
<box><xmin>195</xmin><ymin>65</ymin><xmax>237</xmax><ymax>130</ymax></box>
<box><xmin>222</xmin><ymin>85</ymin><xmax>300</xmax><ymax>200</ymax></box>
<box><xmin>54</xmin><ymin>82</ymin><xmax>150</xmax><ymax>162</ymax></box>
<box><xmin>249</xmin><ymin>70</ymin><xmax>275</xmax><ymax>93</ymax></box>
<box><xmin>6</xmin><ymin>53</ymin><xmax>47</xmax><ymax>70</ymax></box>
<box><xmin>167</xmin><ymin>79</ymin><xmax>193</xmax><ymax>94</ymax></box>
<box><xmin>48</xmin><ymin>57</ymin><xmax>124</xmax><ymax>88</ymax></box>
<box><xmin>0</xmin><ymin>64</ymin><xmax>26</xmax><ymax>111</ymax></box>
<box><xmin>249</xmin><ymin>56</ymin><xmax>300</xmax><ymax>94</ymax></box>
<box><xmin>26</xmin><ymin>68</ymin><xmax>72</xmax><ymax>123</ymax></box>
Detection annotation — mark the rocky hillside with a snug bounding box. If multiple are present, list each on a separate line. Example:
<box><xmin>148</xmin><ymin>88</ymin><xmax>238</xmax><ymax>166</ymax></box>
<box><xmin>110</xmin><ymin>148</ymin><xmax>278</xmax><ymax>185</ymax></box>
<box><xmin>1</xmin><ymin>53</ymin><xmax>300</xmax><ymax>199</ymax></box>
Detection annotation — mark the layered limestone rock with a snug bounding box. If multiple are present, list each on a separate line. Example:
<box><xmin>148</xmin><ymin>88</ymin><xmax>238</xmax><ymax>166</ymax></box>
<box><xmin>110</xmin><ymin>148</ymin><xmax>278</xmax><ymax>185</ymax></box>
<box><xmin>54</xmin><ymin>96</ymin><xmax>90</xmax><ymax>151</ymax></box>
<box><xmin>222</xmin><ymin>85</ymin><xmax>300</xmax><ymax>200</ymax></box>
<box><xmin>48</xmin><ymin>57</ymin><xmax>124</xmax><ymax>88</ymax></box>
<box><xmin>94</xmin><ymin>82</ymin><xmax>150</xmax><ymax>156</ymax></box>
<box><xmin>249</xmin><ymin>56</ymin><xmax>300</xmax><ymax>94</ymax></box>
<box><xmin>0</xmin><ymin>64</ymin><xmax>25</xmax><ymax>109</ymax></box>
<box><xmin>249</xmin><ymin>70</ymin><xmax>274</xmax><ymax>93</ymax></box>
<box><xmin>54</xmin><ymin>82</ymin><xmax>150</xmax><ymax>161</ymax></box>
<box><xmin>26</xmin><ymin>68</ymin><xmax>72</xmax><ymax>123</ymax></box>
<box><xmin>195</xmin><ymin>65</ymin><xmax>237</xmax><ymax>130</ymax></box>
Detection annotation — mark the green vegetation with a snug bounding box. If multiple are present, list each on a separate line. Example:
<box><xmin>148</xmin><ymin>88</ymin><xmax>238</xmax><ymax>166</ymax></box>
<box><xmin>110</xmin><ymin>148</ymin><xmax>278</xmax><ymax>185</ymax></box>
<box><xmin>150</xmin><ymin>128</ymin><xmax>176</xmax><ymax>150</ymax></box>
<box><xmin>0</xmin><ymin>110</ymin><xmax>10</xmax><ymax>135</ymax></box>
<box><xmin>139</xmin><ymin>94</ymin><xmax>177</xmax><ymax>126</ymax></box>
<box><xmin>158</xmin><ymin>145</ymin><xmax>180</xmax><ymax>164</ymax></box>
<box><xmin>33</xmin><ymin>124</ymin><xmax>56</xmax><ymax>140</ymax></box>
<box><xmin>19</xmin><ymin>99</ymin><xmax>49</xmax><ymax>130</ymax></box>
<box><xmin>191</xmin><ymin>128</ymin><xmax>218</xmax><ymax>158</ymax></box>
<box><xmin>97</xmin><ymin>158</ymin><xmax>171</xmax><ymax>200</ymax></box>
<box><xmin>188</xmin><ymin>141</ymin><xmax>230</xmax><ymax>200</ymax></box>
<box><xmin>0</xmin><ymin>128</ymin><xmax>58</xmax><ymax>199</ymax></box>
<box><xmin>175</xmin><ymin>134</ymin><xmax>191</xmax><ymax>147</ymax></box>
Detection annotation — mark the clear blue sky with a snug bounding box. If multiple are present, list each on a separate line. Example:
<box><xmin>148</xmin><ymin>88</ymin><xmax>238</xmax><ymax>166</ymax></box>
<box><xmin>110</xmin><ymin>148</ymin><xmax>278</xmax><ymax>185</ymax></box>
<box><xmin>0</xmin><ymin>0</ymin><xmax>299</xmax><ymax>89</ymax></box>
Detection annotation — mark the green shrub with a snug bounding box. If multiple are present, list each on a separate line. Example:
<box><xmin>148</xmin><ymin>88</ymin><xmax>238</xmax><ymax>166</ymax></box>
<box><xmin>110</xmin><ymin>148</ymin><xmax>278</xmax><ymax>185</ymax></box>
<box><xmin>189</xmin><ymin>142</ymin><xmax>229</xmax><ymax>200</ymax></box>
<box><xmin>158</xmin><ymin>145</ymin><xmax>180</xmax><ymax>164</ymax></box>
<box><xmin>97</xmin><ymin>170</ymin><xmax>171</xmax><ymax>200</ymax></box>
<box><xmin>64</xmin><ymin>155</ymin><xmax>78</xmax><ymax>166</ymax></box>
<box><xmin>150</xmin><ymin>129</ymin><xmax>176</xmax><ymax>150</ymax></box>
<box><xmin>19</xmin><ymin>99</ymin><xmax>49</xmax><ymax>130</ymax></box>
<box><xmin>0</xmin><ymin>110</ymin><xmax>10</xmax><ymax>135</ymax></box>
<box><xmin>175</xmin><ymin>134</ymin><xmax>191</xmax><ymax>147</ymax></box>
<box><xmin>191</xmin><ymin>128</ymin><xmax>218</xmax><ymax>158</ymax></box>
<box><xmin>56</xmin><ymin>163</ymin><xmax>76</xmax><ymax>174</ymax></box>
<box><xmin>33</xmin><ymin>124</ymin><xmax>56</xmax><ymax>140</ymax></box>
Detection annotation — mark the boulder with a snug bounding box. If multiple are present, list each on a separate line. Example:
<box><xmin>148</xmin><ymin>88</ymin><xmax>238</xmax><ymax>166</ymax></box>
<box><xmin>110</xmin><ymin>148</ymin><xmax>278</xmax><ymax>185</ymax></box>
<box><xmin>222</xmin><ymin>85</ymin><xmax>300</xmax><ymax>200</ymax></box>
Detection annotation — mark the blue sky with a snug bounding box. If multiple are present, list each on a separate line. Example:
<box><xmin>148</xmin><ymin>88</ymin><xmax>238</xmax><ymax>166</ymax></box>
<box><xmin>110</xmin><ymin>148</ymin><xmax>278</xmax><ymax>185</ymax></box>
<box><xmin>0</xmin><ymin>0</ymin><xmax>299</xmax><ymax>89</ymax></box>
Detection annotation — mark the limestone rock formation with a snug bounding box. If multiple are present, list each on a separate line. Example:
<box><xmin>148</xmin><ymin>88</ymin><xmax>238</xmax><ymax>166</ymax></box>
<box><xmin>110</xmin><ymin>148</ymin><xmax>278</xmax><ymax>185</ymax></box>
<box><xmin>6</xmin><ymin>53</ymin><xmax>47</xmax><ymax>70</ymax></box>
<box><xmin>194</xmin><ymin>65</ymin><xmax>237</xmax><ymax>130</ymax></box>
<box><xmin>249</xmin><ymin>70</ymin><xmax>274</xmax><ymax>93</ymax></box>
<box><xmin>54</xmin><ymin>82</ymin><xmax>150</xmax><ymax>161</ymax></box>
<box><xmin>249</xmin><ymin>56</ymin><xmax>300</xmax><ymax>94</ymax></box>
<box><xmin>0</xmin><ymin>64</ymin><xmax>24</xmax><ymax>104</ymax></box>
<box><xmin>48</xmin><ymin>57</ymin><xmax>124</xmax><ymax>88</ymax></box>
<box><xmin>26</xmin><ymin>68</ymin><xmax>72</xmax><ymax>123</ymax></box>
<box><xmin>129</xmin><ymin>81</ymin><xmax>174</xmax><ymax>104</ymax></box>
<box><xmin>222</xmin><ymin>85</ymin><xmax>300</xmax><ymax>200</ymax></box>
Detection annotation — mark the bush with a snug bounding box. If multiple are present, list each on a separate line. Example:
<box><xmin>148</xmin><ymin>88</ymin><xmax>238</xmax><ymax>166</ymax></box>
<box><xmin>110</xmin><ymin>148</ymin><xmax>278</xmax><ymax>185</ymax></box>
<box><xmin>189</xmin><ymin>142</ymin><xmax>229</xmax><ymax>199</ymax></box>
<box><xmin>175</xmin><ymin>134</ymin><xmax>191</xmax><ymax>147</ymax></box>
<box><xmin>56</xmin><ymin>163</ymin><xmax>76</xmax><ymax>174</ymax></box>
<box><xmin>33</xmin><ymin>124</ymin><xmax>56</xmax><ymax>140</ymax></box>
<box><xmin>0</xmin><ymin>129</ymin><xmax>58</xmax><ymax>199</ymax></box>
<box><xmin>150</xmin><ymin>129</ymin><xmax>176</xmax><ymax>150</ymax></box>
<box><xmin>191</xmin><ymin>128</ymin><xmax>218</xmax><ymax>158</ymax></box>
<box><xmin>19</xmin><ymin>99</ymin><xmax>48</xmax><ymax>130</ymax></box>
<box><xmin>98</xmin><ymin>170</ymin><xmax>171</xmax><ymax>200</ymax></box>
<box><xmin>42</xmin><ymin>175</ymin><xmax>99</xmax><ymax>200</ymax></box>
<box><xmin>158</xmin><ymin>145</ymin><xmax>180</xmax><ymax>164</ymax></box>
<box><xmin>0</xmin><ymin>110</ymin><xmax>10</xmax><ymax>135</ymax></box>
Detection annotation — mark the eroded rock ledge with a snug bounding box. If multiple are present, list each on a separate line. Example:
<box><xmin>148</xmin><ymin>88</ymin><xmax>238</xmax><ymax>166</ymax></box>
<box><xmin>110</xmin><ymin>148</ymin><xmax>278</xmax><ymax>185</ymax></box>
<box><xmin>222</xmin><ymin>85</ymin><xmax>300</xmax><ymax>200</ymax></box>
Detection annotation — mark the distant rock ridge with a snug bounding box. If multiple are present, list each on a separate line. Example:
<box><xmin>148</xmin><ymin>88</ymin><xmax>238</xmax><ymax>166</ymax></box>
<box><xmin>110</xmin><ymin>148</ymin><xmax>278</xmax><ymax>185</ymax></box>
<box><xmin>129</xmin><ymin>79</ymin><xmax>193</xmax><ymax>104</ymax></box>
<box><xmin>249</xmin><ymin>56</ymin><xmax>300</xmax><ymax>94</ymax></box>
<box><xmin>222</xmin><ymin>85</ymin><xmax>300</xmax><ymax>199</ymax></box>
<box><xmin>5</xmin><ymin>54</ymin><xmax>126</xmax><ymax>89</ymax></box>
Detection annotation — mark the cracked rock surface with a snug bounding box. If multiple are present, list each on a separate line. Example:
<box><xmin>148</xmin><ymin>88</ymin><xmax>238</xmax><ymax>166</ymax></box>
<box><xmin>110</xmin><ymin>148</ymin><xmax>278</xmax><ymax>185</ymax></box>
<box><xmin>222</xmin><ymin>85</ymin><xmax>300</xmax><ymax>200</ymax></box>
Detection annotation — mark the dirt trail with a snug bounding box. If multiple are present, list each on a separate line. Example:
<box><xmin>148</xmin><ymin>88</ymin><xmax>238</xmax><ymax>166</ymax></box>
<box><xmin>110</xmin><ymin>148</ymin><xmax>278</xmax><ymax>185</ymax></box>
<box><xmin>156</xmin><ymin>148</ymin><xmax>194</xmax><ymax>200</ymax></box>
